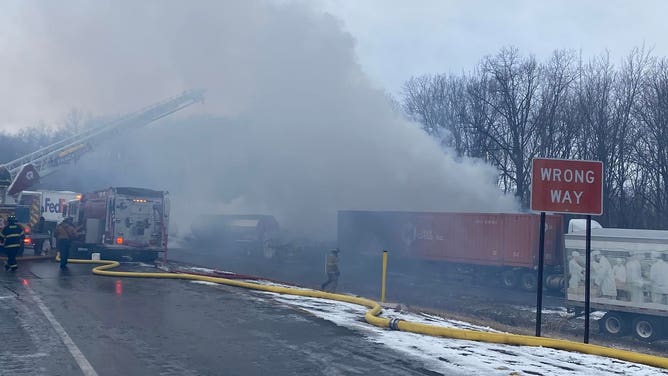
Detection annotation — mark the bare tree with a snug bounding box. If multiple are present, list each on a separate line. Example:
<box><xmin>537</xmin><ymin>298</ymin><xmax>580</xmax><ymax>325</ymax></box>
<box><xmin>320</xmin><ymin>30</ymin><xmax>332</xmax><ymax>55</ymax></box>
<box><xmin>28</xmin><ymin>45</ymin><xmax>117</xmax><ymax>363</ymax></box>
<box><xmin>399</xmin><ymin>46</ymin><xmax>668</xmax><ymax>229</ymax></box>
<box><xmin>570</xmin><ymin>52</ymin><xmax>619</xmax><ymax>225</ymax></box>
<box><xmin>473</xmin><ymin>47</ymin><xmax>542</xmax><ymax>207</ymax></box>
<box><xmin>635</xmin><ymin>58</ymin><xmax>668</xmax><ymax>227</ymax></box>
<box><xmin>608</xmin><ymin>47</ymin><xmax>652</xmax><ymax>227</ymax></box>
<box><xmin>535</xmin><ymin>50</ymin><xmax>578</xmax><ymax>159</ymax></box>
<box><xmin>402</xmin><ymin>75</ymin><xmax>446</xmax><ymax>137</ymax></box>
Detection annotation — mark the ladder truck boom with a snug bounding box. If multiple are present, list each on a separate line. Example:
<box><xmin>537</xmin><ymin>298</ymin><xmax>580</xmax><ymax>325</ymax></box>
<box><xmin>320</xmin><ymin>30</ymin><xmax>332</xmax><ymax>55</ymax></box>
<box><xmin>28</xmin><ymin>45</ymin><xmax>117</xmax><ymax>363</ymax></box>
<box><xmin>3</xmin><ymin>89</ymin><xmax>205</xmax><ymax>185</ymax></box>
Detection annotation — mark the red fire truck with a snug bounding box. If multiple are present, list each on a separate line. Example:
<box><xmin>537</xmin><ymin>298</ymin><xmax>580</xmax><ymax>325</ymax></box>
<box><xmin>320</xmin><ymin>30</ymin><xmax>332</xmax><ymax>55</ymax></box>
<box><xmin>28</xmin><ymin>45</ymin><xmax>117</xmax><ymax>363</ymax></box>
<box><xmin>64</xmin><ymin>187</ymin><xmax>170</xmax><ymax>261</ymax></box>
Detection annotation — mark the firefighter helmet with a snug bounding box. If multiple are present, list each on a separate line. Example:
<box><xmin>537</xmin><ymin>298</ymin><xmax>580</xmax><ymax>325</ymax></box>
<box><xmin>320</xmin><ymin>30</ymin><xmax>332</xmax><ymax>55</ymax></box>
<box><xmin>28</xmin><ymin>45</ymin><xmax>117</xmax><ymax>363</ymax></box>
<box><xmin>7</xmin><ymin>215</ymin><xmax>16</xmax><ymax>224</ymax></box>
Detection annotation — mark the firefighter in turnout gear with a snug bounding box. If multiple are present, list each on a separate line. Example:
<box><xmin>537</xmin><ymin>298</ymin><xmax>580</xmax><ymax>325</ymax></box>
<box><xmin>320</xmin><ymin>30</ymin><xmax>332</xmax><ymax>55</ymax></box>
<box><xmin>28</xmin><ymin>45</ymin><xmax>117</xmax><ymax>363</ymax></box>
<box><xmin>2</xmin><ymin>216</ymin><xmax>24</xmax><ymax>272</ymax></box>
<box><xmin>56</xmin><ymin>217</ymin><xmax>78</xmax><ymax>270</ymax></box>
<box><xmin>321</xmin><ymin>248</ymin><xmax>340</xmax><ymax>292</ymax></box>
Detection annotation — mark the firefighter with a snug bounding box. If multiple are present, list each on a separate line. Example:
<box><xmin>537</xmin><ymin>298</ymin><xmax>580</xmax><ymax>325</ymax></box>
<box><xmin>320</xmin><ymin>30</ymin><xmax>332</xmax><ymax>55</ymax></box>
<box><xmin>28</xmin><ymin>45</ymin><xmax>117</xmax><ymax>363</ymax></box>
<box><xmin>56</xmin><ymin>217</ymin><xmax>77</xmax><ymax>270</ymax></box>
<box><xmin>2</xmin><ymin>216</ymin><xmax>24</xmax><ymax>272</ymax></box>
<box><xmin>35</xmin><ymin>216</ymin><xmax>46</xmax><ymax>233</ymax></box>
<box><xmin>33</xmin><ymin>216</ymin><xmax>47</xmax><ymax>255</ymax></box>
<box><xmin>321</xmin><ymin>248</ymin><xmax>340</xmax><ymax>292</ymax></box>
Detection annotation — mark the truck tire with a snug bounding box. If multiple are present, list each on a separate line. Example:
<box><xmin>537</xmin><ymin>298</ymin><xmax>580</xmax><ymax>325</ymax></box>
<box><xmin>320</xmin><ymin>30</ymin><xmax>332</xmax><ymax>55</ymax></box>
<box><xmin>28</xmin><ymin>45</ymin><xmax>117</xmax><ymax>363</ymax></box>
<box><xmin>631</xmin><ymin>316</ymin><xmax>663</xmax><ymax>342</ymax></box>
<box><xmin>519</xmin><ymin>271</ymin><xmax>537</xmax><ymax>292</ymax></box>
<box><xmin>132</xmin><ymin>252</ymin><xmax>158</xmax><ymax>263</ymax></box>
<box><xmin>599</xmin><ymin>312</ymin><xmax>628</xmax><ymax>336</ymax></box>
<box><xmin>501</xmin><ymin>269</ymin><xmax>518</xmax><ymax>289</ymax></box>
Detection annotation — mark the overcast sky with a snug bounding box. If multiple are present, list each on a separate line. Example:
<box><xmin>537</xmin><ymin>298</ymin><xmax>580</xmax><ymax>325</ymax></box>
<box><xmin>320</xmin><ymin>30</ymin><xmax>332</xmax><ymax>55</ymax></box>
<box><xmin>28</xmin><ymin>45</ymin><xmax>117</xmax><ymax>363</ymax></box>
<box><xmin>5</xmin><ymin>0</ymin><xmax>660</xmax><ymax>232</ymax></box>
<box><xmin>1</xmin><ymin>1</ymin><xmax>666</xmax><ymax>130</ymax></box>
<box><xmin>313</xmin><ymin>0</ymin><xmax>668</xmax><ymax>94</ymax></box>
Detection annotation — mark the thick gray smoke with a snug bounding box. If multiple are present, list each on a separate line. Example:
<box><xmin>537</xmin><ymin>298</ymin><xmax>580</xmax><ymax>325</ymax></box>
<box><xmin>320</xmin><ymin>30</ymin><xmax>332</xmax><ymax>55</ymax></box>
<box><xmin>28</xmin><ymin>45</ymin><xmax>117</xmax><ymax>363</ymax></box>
<box><xmin>3</xmin><ymin>1</ymin><xmax>517</xmax><ymax>239</ymax></box>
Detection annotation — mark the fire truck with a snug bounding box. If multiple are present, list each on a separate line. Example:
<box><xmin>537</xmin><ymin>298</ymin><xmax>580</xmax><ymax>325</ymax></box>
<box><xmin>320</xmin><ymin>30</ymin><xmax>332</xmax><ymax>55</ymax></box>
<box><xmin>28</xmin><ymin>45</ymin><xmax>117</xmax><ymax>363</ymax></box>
<box><xmin>63</xmin><ymin>187</ymin><xmax>170</xmax><ymax>261</ymax></box>
<box><xmin>0</xmin><ymin>90</ymin><xmax>203</xmax><ymax>256</ymax></box>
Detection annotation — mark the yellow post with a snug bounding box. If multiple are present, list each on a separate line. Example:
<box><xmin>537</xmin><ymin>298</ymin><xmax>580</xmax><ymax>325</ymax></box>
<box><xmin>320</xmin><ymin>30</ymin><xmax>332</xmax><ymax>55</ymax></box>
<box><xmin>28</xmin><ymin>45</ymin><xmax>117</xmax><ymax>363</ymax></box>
<box><xmin>381</xmin><ymin>250</ymin><xmax>388</xmax><ymax>303</ymax></box>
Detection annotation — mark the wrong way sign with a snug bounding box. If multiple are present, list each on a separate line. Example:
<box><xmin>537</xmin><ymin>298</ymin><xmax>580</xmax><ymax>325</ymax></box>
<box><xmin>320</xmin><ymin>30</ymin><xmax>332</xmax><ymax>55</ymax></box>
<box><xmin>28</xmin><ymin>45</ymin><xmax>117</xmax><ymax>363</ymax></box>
<box><xmin>530</xmin><ymin>158</ymin><xmax>603</xmax><ymax>215</ymax></box>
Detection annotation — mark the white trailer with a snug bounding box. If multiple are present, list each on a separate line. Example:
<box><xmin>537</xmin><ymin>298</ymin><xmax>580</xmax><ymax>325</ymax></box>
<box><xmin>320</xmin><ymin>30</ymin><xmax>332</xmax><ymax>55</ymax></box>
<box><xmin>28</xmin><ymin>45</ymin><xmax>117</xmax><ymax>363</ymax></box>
<box><xmin>18</xmin><ymin>190</ymin><xmax>81</xmax><ymax>224</ymax></box>
<box><xmin>564</xmin><ymin>228</ymin><xmax>668</xmax><ymax>341</ymax></box>
<box><xmin>15</xmin><ymin>190</ymin><xmax>81</xmax><ymax>254</ymax></box>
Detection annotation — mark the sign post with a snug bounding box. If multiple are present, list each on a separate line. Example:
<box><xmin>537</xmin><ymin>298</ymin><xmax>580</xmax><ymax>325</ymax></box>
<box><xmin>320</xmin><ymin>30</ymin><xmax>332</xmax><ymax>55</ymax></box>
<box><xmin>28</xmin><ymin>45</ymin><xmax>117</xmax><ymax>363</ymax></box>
<box><xmin>531</xmin><ymin>158</ymin><xmax>603</xmax><ymax>342</ymax></box>
<box><xmin>536</xmin><ymin>211</ymin><xmax>546</xmax><ymax>337</ymax></box>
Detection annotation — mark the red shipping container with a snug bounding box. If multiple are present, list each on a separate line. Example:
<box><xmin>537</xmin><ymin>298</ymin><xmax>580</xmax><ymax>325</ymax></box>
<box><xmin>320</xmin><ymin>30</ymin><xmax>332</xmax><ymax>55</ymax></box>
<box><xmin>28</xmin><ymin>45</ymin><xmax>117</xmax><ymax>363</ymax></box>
<box><xmin>338</xmin><ymin>211</ymin><xmax>564</xmax><ymax>269</ymax></box>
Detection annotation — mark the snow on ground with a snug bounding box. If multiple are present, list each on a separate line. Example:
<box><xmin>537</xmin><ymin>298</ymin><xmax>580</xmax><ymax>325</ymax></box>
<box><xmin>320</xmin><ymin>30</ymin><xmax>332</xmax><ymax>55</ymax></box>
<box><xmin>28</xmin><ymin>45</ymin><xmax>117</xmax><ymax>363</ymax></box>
<box><xmin>137</xmin><ymin>262</ymin><xmax>157</xmax><ymax>268</ymax></box>
<box><xmin>191</xmin><ymin>280</ymin><xmax>219</xmax><ymax>286</ymax></box>
<box><xmin>190</xmin><ymin>280</ymin><xmax>665</xmax><ymax>375</ymax></box>
<box><xmin>512</xmin><ymin>305</ymin><xmax>606</xmax><ymax>320</ymax></box>
<box><xmin>181</xmin><ymin>266</ymin><xmax>238</xmax><ymax>274</ymax></box>
<box><xmin>266</xmin><ymin>292</ymin><xmax>664</xmax><ymax>375</ymax></box>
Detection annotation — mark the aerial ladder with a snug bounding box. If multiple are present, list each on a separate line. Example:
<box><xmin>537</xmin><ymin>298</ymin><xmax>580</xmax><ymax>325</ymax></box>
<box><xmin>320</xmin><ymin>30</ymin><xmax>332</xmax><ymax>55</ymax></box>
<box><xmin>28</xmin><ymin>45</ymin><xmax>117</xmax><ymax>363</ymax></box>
<box><xmin>0</xmin><ymin>89</ymin><xmax>205</xmax><ymax>200</ymax></box>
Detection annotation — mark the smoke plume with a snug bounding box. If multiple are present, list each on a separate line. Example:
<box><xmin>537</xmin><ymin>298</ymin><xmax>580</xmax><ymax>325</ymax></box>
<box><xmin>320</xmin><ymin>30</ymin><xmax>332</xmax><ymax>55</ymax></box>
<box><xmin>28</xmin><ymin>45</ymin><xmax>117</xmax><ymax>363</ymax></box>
<box><xmin>2</xmin><ymin>1</ymin><xmax>517</xmax><ymax>238</ymax></box>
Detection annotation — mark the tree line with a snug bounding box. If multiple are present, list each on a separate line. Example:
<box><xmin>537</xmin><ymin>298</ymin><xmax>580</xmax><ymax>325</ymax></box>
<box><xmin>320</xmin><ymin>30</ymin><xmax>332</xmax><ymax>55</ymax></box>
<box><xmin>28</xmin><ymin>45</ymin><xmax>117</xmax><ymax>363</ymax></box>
<box><xmin>401</xmin><ymin>46</ymin><xmax>668</xmax><ymax>229</ymax></box>
<box><xmin>0</xmin><ymin>110</ymin><xmax>85</xmax><ymax>172</ymax></box>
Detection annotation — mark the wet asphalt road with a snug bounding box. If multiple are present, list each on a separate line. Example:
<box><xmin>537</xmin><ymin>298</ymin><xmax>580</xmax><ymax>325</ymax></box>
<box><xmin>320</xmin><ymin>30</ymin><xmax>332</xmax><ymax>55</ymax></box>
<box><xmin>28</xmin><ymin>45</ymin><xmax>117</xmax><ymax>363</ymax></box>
<box><xmin>0</xmin><ymin>258</ymin><xmax>449</xmax><ymax>376</ymax></box>
<box><xmin>166</xmin><ymin>245</ymin><xmax>565</xmax><ymax>312</ymax></box>
<box><xmin>166</xmin><ymin>246</ymin><xmax>668</xmax><ymax>356</ymax></box>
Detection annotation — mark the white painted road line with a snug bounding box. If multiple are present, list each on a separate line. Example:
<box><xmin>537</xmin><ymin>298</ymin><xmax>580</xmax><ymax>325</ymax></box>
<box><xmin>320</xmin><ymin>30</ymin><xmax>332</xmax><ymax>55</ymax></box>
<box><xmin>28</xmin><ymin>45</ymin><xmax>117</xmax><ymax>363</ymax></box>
<box><xmin>25</xmin><ymin>285</ymin><xmax>99</xmax><ymax>376</ymax></box>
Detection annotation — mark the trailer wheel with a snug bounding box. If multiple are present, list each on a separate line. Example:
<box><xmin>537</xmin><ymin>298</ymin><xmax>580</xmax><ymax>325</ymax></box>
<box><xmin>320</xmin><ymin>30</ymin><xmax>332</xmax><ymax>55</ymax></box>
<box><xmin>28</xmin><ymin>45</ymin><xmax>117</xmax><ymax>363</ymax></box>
<box><xmin>519</xmin><ymin>271</ymin><xmax>537</xmax><ymax>292</ymax></box>
<box><xmin>599</xmin><ymin>312</ymin><xmax>627</xmax><ymax>336</ymax></box>
<box><xmin>501</xmin><ymin>269</ymin><xmax>518</xmax><ymax>289</ymax></box>
<box><xmin>262</xmin><ymin>242</ymin><xmax>276</xmax><ymax>259</ymax></box>
<box><xmin>632</xmin><ymin>316</ymin><xmax>662</xmax><ymax>342</ymax></box>
<box><xmin>131</xmin><ymin>252</ymin><xmax>158</xmax><ymax>263</ymax></box>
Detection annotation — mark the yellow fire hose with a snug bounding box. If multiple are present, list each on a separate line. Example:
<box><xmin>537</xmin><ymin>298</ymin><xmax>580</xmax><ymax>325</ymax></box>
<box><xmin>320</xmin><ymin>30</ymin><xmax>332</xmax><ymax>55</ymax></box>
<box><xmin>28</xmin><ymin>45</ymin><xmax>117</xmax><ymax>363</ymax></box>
<box><xmin>62</xmin><ymin>257</ymin><xmax>667</xmax><ymax>370</ymax></box>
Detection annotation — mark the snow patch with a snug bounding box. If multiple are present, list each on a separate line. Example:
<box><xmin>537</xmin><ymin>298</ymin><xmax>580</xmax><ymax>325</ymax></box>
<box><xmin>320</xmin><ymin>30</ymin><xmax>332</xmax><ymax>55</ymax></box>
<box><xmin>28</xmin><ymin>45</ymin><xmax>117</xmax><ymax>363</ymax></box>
<box><xmin>188</xmin><ymin>277</ymin><xmax>663</xmax><ymax>375</ymax></box>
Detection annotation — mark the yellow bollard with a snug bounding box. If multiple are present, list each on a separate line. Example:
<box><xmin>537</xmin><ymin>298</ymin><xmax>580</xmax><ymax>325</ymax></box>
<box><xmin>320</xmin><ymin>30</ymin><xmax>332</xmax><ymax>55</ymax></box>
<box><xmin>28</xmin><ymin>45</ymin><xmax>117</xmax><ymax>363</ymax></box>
<box><xmin>381</xmin><ymin>250</ymin><xmax>388</xmax><ymax>303</ymax></box>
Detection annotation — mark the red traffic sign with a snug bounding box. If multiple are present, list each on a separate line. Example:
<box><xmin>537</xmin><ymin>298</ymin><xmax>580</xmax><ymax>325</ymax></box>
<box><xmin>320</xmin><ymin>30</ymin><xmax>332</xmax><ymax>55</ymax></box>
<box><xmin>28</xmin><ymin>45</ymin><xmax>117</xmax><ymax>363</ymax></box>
<box><xmin>530</xmin><ymin>158</ymin><xmax>603</xmax><ymax>215</ymax></box>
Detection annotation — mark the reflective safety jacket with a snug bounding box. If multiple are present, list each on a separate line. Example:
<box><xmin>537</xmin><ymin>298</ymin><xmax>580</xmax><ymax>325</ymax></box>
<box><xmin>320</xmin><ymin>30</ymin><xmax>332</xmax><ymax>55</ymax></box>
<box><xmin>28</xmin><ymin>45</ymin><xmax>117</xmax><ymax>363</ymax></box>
<box><xmin>56</xmin><ymin>222</ymin><xmax>77</xmax><ymax>240</ymax></box>
<box><xmin>325</xmin><ymin>253</ymin><xmax>339</xmax><ymax>274</ymax></box>
<box><xmin>1</xmin><ymin>224</ymin><xmax>24</xmax><ymax>249</ymax></box>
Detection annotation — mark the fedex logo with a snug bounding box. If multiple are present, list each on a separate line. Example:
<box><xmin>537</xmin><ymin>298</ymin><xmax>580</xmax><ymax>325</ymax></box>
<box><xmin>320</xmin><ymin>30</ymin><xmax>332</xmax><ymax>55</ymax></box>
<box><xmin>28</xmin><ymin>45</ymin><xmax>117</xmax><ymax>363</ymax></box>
<box><xmin>43</xmin><ymin>197</ymin><xmax>66</xmax><ymax>213</ymax></box>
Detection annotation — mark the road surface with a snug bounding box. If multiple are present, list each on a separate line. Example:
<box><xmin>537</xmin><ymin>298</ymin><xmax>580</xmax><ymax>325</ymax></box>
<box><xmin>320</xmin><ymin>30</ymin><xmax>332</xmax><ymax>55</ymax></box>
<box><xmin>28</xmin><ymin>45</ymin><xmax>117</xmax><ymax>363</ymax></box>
<box><xmin>0</xmin><ymin>259</ymin><xmax>448</xmax><ymax>376</ymax></box>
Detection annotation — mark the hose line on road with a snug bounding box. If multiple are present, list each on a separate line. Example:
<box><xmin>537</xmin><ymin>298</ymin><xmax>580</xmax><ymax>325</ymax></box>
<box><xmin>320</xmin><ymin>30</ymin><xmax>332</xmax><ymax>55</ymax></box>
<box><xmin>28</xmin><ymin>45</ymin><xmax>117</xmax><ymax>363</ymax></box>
<box><xmin>68</xmin><ymin>257</ymin><xmax>668</xmax><ymax>370</ymax></box>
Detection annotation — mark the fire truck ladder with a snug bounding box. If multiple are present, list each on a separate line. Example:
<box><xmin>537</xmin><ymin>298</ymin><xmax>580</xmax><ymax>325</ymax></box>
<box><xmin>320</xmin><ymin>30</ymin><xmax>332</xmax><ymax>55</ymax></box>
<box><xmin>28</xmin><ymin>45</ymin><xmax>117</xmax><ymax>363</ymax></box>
<box><xmin>3</xmin><ymin>89</ymin><xmax>205</xmax><ymax>180</ymax></box>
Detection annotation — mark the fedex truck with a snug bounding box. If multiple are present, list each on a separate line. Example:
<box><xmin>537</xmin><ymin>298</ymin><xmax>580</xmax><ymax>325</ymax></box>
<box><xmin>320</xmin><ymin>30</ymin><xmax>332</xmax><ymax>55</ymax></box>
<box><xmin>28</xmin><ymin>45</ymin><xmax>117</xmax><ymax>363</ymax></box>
<box><xmin>17</xmin><ymin>190</ymin><xmax>82</xmax><ymax>224</ymax></box>
<box><xmin>13</xmin><ymin>190</ymin><xmax>81</xmax><ymax>254</ymax></box>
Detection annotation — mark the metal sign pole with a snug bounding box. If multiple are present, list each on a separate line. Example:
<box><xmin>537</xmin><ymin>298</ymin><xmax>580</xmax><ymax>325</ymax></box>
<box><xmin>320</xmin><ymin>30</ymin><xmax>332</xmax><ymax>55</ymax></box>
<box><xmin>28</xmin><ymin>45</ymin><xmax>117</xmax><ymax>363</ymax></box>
<box><xmin>381</xmin><ymin>250</ymin><xmax>388</xmax><ymax>303</ymax></box>
<box><xmin>584</xmin><ymin>215</ymin><xmax>592</xmax><ymax>343</ymax></box>
<box><xmin>535</xmin><ymin>212</ymin><xmax>546</xmax><ymax>337</ymax></box>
